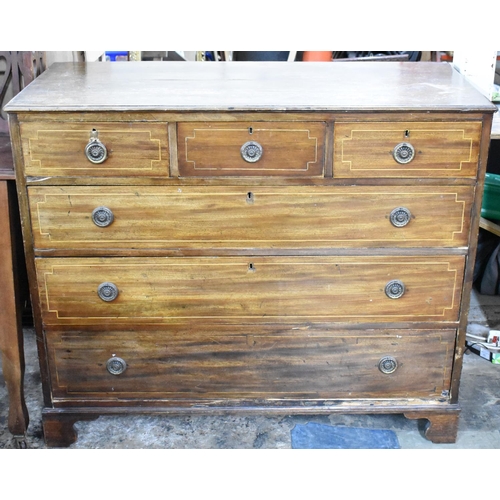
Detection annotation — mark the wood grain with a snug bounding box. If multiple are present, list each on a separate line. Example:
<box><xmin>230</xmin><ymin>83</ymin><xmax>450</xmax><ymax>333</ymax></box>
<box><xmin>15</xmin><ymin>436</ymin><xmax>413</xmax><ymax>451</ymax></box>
<box><xmin>9</xmin><ymin>114</ymin><xmax>53</xmax><ymax>406</ymax></box>
<box><xmin>404</xmin><ymin>410</ymin><xmax>460</xmax><ymax>443</ymax></box>
<box><xmin>449</xmin><ymin>112</ymin><xmax>494</xmax><ymax>404</ymax></box>
<box><xmin>28</xmin><ymin>185</ymin><xmax>474</xmax><ymax>251</ymax></box>
<box><xmin>14</xmin><ymin>110</ymin><xmax>491</xmax><ymax>125</ymax></box>
<box><xmin>6</xmin><ymin>61</ymin><xmax>495</xmax><ymax>446</ymax></box>
<box><xmin>41</xmin><ymin>413</ymin><xmax>98</xmax><ymax>448</ymax></box>
<box><xmin>0</xmin><ymin>181</ymin><xmax>28</xmax><ymax>436</ymax></box>
<box><xmin>178</xmin><ymin>122</ymin><xmax>325</xmax><ymax>177</ymax></box>
<box><xmin>4</xmin><ymin>62</ymin><xmax>496</xmax><ymax>113</ymax></box>
<box><xmin>35</xmin><ymin>256</ymin><xmax>465</xmax><ymax>325</ymax></box>
<box><xmin>19</xmin><ymin>121</ymin><xmax>169</xmax><ymax>177</ymax></box>
<box><xmin>334</xmin><ymin>121</ymin><xmax>482</xmax><ymax>178</ymax></box>
<box><xmin>46</xmin><ymin>328</ymin><xmax>455</xmax><ymax>401</ymax></box>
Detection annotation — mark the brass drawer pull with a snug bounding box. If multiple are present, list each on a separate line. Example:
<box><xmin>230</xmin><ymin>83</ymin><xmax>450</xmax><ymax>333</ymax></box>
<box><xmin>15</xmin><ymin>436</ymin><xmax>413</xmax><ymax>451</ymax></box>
<box><xmin>92</xmin><ymin>206</ymin><xmax>114</xmax><ymax>227</ymax></box>
<box><xmin>385</xmin><ymin>280</ymin><xmax>405</xmax><ymax>299</ymax></box>
<box><xmin>97</xmin><ymin>282</ymin><xmax>119</xmax><ymax>302</ymax></box>
<box><xmin>85</xmin><ymin>129</ymin><xmax>108</xmax><ymax>164</ymax></box>
<box><xmin>389</xmin><ymin>207</ymin><xmax>411</xmax><ymax>227</ymax></box>
<box><xmin>393</xmin><ymin>142</ymin><xmax>415</xmax><ymax>164</ymax></box>
<box><xmin>106</xmin><ymin>356</ymin><xmax>127</xmax><ymax>375</ymax></box>
<box><xmin>378</xmin><ymin>356</ymin><xmax>398</xmax><ymax>374</ymax></box>
<box><xmin>241</xmin><ymin>141</ymin><xmax>263</xmax><ymax>163</ymax></box>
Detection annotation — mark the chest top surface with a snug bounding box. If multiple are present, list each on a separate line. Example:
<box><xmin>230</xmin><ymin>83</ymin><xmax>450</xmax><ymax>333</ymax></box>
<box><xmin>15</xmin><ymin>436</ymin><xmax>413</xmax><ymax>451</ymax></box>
<box><xmin>4</xmin><ymin>61</ymin><xmax>497</xmax><ymax>113</ymax></box>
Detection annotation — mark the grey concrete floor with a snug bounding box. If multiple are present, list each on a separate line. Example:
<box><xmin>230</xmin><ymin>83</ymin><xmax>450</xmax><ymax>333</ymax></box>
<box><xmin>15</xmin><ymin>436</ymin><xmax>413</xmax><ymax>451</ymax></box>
<box><xmin>1</xmin><ymin>288</ymin><xmax>499</xmax><ymax>449</ymax></box>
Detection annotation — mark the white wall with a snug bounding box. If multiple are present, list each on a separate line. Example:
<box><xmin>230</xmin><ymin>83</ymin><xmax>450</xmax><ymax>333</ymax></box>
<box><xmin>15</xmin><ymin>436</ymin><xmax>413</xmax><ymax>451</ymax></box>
<box><xmin>453</xmin><ymin>50</ymin><xmax>498</xmax><ymax>101</ymax></box>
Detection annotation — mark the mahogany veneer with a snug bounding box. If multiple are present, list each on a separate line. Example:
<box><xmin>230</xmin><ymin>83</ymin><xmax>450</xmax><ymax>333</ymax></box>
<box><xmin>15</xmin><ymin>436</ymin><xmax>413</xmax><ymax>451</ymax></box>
<box><xmin>5</xmin><ymin>61</ymin><xmax>496</xmax><ymax>446</ymax></box>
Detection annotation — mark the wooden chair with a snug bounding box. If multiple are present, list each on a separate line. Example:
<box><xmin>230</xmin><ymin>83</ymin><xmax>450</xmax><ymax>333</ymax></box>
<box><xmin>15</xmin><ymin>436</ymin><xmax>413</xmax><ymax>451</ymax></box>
<box><xmin>0</xmin><ymin>51</ymin><xmax>45</xmax><ymax>447</ymax></box>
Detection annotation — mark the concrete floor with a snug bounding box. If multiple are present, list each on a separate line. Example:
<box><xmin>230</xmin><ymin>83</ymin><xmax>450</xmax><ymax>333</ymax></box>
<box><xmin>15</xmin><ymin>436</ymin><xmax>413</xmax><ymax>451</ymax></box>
<box><xmin>1</xmin><ymin>288</ymin><xmax>499</xmax><ymax>449</ymax></box>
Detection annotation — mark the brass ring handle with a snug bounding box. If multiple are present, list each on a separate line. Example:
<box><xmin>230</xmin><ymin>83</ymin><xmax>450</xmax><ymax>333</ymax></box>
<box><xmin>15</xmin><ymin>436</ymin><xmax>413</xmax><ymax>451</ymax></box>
<box><xmin>385</xmin><ymin>280</ymin><xmax>405</xmax><ymax>299</ymax></box>
<box><xmin>389</xmin><ymin>207</ymin><xmax>411</xmax><ymax>227</ymax></box>
<box><xmin>393</xmin><ymin>142</ymin><xmax>415</xmax><ymax>164</ymax></box>
<box><xmin>106</xmin><ymin>356</ymin><xmax>127</xmax><ymax>375</ymax></box>
<box><xmin>241</xmin><ymin>141</ymin><xmax>263</xmax><ymax>163</ymax></box>
<box><xmin>92</xmin><ymin>206</ymin><xmax>114</xmax><ymax>227</ymax></box>
<box><xmin>85</xmin><ymin>129</ymin><xmax>108</xmax><ymax>164</ymax></box>
<box><xmin>378</xmin><ymin>356</ymin><xmax>398</xmax><ymax>374</ymax></box>
<box><xmin>97</xmin><ymin>282</ymin><xmax>119</xmax><ymax>302</ymax></box>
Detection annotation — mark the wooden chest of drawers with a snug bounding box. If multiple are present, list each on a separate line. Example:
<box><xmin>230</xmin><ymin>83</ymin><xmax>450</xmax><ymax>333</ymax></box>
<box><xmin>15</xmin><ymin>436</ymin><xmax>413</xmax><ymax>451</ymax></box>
<box><xmin>6</xmin><ymin>61</ymin><xmax>496</xmax><ymax>447</ymax></box>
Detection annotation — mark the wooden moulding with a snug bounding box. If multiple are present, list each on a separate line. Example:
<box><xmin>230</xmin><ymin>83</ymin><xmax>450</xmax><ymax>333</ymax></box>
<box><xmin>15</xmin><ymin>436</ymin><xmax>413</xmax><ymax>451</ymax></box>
<box><xmin>23</xmin><ymin>176</ymin><xmax>479</xmax><ymax>187</ymax></box>
<box><xmin>3</xmin><ymin>62</ymin><xmax>495</xmax><ymax>114</ymax></box>
<box><xmin>41</xmin><ymin>405</ymin><xmax>461</xmax><ymax>447</ymax></box>
<box><xmin>15</xmin><ymin>111</ymin><xmax>490</xmax><ymax>124</ymax></box>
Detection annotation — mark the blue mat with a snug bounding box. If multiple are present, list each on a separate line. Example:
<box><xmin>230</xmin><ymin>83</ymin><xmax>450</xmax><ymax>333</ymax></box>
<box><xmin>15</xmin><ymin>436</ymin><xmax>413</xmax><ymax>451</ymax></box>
<box><xmin>291</xmin><ymin>422</ymin><xmax>400</xmax><ymax>449</ymax></box>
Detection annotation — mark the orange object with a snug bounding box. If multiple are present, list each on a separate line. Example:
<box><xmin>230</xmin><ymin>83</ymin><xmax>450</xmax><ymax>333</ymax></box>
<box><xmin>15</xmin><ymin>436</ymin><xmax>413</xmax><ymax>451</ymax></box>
<box><xmin>302</xmin><ymin>51</ymin><xmax>332</xmax><ymax>61</ymax></box>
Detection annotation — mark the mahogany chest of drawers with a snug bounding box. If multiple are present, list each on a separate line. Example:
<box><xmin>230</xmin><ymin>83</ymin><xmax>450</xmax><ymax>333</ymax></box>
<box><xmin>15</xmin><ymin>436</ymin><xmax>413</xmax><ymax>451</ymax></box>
<box><xmin>5</xmin><ymin>61</ymin><xmax>496</xmax><ymax>446</ymax></box>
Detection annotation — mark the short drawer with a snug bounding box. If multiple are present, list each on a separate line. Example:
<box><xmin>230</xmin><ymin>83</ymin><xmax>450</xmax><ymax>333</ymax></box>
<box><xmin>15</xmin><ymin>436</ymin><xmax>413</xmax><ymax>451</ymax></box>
<box><xmin>46</xmin><ymin>326</ymin><xmax>455</xmax><ymax>402</ymax></box>
<box><xmin>28</xmin><ymin>185</ymin><xmax>473</xmax><ymax>252</ymax></box>
<box><xmin>177</xmin><ymin>121</ymin><xmax>325</xmax><ymax>176</ymax></box>
<box><xmin>36</xmin><ymin>256</ymin><xmax>465</xmax><ymax>325</ymax></box>
<box><xmin>334</xmin><ymin>121</ymin><xmax>482</xmax><ymax>178</ymax></box>
<box><xmin>19</xmin><ymin>121</ymin><xmax>170</xmax><ymax>176</ymax></box>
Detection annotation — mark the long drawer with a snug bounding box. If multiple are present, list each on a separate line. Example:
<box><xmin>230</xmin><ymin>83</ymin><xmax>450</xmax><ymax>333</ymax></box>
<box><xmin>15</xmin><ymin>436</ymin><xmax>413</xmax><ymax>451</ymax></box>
<box><xmin>28</xmin><ymin>185</ymin><xmax>473</xmax><ymax>251</ymax></box>
<box><xmin>36</xmin><ymin>256</ymin><xmax>465</xmax><ymax>325</ymax></box>
<box><xmin>46</xmin><ymin>326</ymin><xmax>455</xmax><ymax>402</ymax></box>
<box><xmin>19</xmin><ymin>121</ymin><xmax>170</xmax><ymax>176</ymax></box>
<box><xmin>334</xmin><ymin>121</ymin><xmax>482</xmax><ymax>178</ymax></box>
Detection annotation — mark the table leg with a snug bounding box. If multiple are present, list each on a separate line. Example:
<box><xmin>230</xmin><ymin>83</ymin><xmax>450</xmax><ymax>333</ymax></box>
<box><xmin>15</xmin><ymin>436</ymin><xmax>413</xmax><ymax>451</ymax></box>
<box><xmin>0</xmin><ymin>180</ymin><xmax>28</xmax><ymax>441</ymax></box>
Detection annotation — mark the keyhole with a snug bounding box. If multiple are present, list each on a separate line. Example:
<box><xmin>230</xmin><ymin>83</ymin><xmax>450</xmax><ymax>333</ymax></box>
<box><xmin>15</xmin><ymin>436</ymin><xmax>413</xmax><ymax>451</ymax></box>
<box><xmin>248</xmin><ymin>263</ymin><xmax>256</xmax><ymax>272</ymax></box>
<box><xmin>246</xmin><ymin>192</ymin><xmax>254</xmax><ymax>204</ymax></box>
<box><xmin>249</xmin><ymin>127</ymin><xmax>253</xmax><ymax>134</ymax></box>
<box><xmin>404</xmin><ymin>130</ymin><xmax>410</xmax><ymax>138</ymax></box>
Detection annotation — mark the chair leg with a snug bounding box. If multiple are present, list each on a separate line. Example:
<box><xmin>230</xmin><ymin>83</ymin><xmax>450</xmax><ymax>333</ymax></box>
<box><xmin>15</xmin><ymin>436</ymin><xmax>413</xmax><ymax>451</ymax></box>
<box><xmin>0</xmin><ymin>180</ymin><xmax>29</xmax><ymax>439</ymax></box>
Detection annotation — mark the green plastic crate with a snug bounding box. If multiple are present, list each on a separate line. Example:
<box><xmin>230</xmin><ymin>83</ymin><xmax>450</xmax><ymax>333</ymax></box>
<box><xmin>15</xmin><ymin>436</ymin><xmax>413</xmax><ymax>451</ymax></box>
<box><xmin>481</xmin><ymin>172</ymin><xmax>500</xmax><ymax>221</ymax></box>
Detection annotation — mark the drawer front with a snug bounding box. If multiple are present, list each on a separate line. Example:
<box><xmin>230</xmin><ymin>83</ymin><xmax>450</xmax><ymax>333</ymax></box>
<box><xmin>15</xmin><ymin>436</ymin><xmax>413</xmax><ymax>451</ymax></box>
<box><xmin>29</xmin><ymin>185</ymin><xmax>473</xmax><ymax>251</ymax></box>
<box><xmin>19</xmin><ymin>121</ymin><xmax>170</xmax><ymax>176</ymax></box>
<box><xmin>46</xmin><ymin>327</ymin><xmax>455</xmax><ymax>401</ymax></box>
<box><xmin>36</xmin><ymin>256</ymin><xmax>465</xmax><ymax>325</ymax></box>
<box><xmin>334</xmin><ymin>121</ymin><xmax>482</xmax><ymax>178</ymax></box>
<box><xmin>177</xmin><ymin>122</ymin><xmax>325</xmax><ymax>176</ymax></box>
